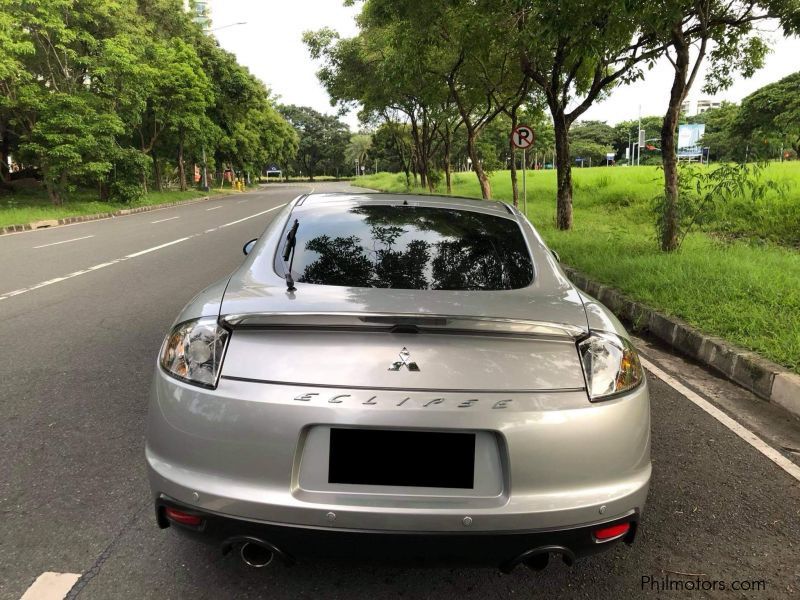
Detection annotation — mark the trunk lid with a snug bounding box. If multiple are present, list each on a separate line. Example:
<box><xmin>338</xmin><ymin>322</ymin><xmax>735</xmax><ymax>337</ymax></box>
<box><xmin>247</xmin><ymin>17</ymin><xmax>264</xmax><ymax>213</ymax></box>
<box><xmin>219</xmin><ymin>265</ymin><xmax>589</xmax><ymax>392</ymax></box>
<box><xmin>221</xmin><ymin>325</ymin><xmax>586</xmax><ymax>392</ymax></box>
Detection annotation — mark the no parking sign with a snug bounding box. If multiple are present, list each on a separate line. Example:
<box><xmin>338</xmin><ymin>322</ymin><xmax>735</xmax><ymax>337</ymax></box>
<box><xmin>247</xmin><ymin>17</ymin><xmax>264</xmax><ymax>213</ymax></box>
<box><xmin>510</xmin><ymin>125</ymin><xmax>535</xmax><ymax>216</ymax></box>
<box><xmin>511</xmin><ymin>125</ymin><xmax>535</xmax><ymax>150</ymax></box>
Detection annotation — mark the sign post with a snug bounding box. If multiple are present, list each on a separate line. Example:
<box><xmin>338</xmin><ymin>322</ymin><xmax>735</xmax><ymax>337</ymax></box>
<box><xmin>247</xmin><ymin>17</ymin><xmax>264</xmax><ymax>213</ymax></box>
<box><xmin>511</xmin><ymin>124</ymin><xmax>535</xmax><ymax>216</ymax></box>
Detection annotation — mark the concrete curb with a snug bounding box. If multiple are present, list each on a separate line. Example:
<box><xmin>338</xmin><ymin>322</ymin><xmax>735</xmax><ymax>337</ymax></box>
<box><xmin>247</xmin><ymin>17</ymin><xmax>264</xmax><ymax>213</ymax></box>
<box><xmin>0</xmin><ymin>192</ymin><xmax>237</xmax><ymax>236</ymax></box>
<box><xmin>562</xmin><ymin>265</ymin><xmax>800</xmax><ymax>419</ymax></box>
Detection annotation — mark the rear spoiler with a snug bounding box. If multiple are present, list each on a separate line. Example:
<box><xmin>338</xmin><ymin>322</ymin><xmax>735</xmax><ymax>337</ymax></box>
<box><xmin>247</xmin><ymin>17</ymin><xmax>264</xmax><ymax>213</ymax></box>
<box><xmin>220</xmin><ymin>312</ymin><xmax>585</xmax><ymax>339</ymax></box>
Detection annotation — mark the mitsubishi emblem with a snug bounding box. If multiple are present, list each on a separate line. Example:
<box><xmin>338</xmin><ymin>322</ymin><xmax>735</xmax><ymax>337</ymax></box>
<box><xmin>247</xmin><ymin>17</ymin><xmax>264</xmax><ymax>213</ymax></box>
<box><xmin>388</xmin><ymin>347</ymin><xmax>420</xmax><ymax>372</ymax></box>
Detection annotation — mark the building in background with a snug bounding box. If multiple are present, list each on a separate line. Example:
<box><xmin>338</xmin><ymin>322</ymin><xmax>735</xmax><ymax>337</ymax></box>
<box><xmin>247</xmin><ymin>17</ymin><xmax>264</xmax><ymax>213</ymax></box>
<box><xmin>681</xmin><ymin>98</ymin><xmax>722</xmax><ymax>116</ymax></box>
<box><xmin>184</xmin><ymin>0</ymin><xmax>211</xmax><ymax>30</ymax></box>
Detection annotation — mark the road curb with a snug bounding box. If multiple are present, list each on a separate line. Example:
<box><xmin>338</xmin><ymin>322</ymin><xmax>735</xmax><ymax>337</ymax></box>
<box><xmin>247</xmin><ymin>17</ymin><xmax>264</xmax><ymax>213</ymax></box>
<box><xmin>0</xmin><ymin>192</ymin><xmax>238</xmax><ymax>236</ymax></box>
<box><xmin>562</xmin><ymin>265</ymin><xmax>800</xmax><ymax>419</ymax></box>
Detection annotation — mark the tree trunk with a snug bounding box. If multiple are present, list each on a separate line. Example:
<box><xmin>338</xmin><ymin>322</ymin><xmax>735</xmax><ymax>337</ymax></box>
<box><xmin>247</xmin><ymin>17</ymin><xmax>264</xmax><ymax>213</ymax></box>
<box><xmin>177</xmin><ymin>136</ymin><xmax>187</xmax><ymax>192</ymax></box>
<box><xmin>409</xmin><ymin>117</ymin><xmax>425</xmax><ymax>189</ymax></box>
<box><xmin>0</xmin><ymin>118</ymin><xmax>10</xmax><ymax>184</ymax></box>
<box><xmin>46</xmin><ymin>180</ymin><xmax>61</xmax><ymax>205</ymax></box>
<box><xmin>46</xmin><ymin>170</ymin><xmax>65</xmax><ymax>206</ymax></box>
<box><xmin>467</xmin><ymin>131</ymin><xmax>491</xmax><ymax>199</ymax></box>
<box><xmin>661</xmin><ymin>107</ymin><xmax>681</xmax><ymax>252</ymax></box>
<box><xmin>153</xmin><ymin>157</ymin><xmax>162</xmax><ymax>192</ymax></box>
<box><xmin>442</xmin><ymin>127</ymin><xmax>453</xmax><ymax>195</ymax></box>
<box><xmin>553</xmin><ymin>114</ymin><xmax>573</xmax><ymax>229</ymax></box>
<box><xmin>444</xmin><ymin>151</ymin><xmax>452</xmax><ymax>195</ymax></box>
<box><xmin>660</xmin><ymin>39</ymin><xmax>691</xmax><ymax>252</ymax></box>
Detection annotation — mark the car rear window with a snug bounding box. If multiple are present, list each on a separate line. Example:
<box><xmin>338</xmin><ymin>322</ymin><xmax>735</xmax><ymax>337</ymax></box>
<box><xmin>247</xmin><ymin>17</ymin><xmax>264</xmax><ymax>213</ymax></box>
<box><xmin>275</xmin><ymin>204</ymin><xmax>534</xmax><ymax>290</ymax></box>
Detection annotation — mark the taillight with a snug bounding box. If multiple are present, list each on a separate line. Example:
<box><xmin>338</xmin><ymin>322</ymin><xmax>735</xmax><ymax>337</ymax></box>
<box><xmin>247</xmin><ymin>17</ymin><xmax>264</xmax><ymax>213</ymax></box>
<box><xmin>164</xmin><ymin>507</ymin><xmax>203</xmax><ymax>527</ymax></box>
<box><xmin>593</xmin><ymin>522</ymin><xmax>630</xmax><ymax>542</ymax></box>
<box><xmin>578</xmin><ymin>331</ymin><xmax>644</xmax><ymax>401</ymax></box>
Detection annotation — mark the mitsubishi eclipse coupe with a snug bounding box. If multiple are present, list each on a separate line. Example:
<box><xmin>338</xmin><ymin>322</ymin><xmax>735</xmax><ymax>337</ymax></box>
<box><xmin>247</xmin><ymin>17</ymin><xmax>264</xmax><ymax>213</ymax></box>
<box><xmin>145</xmin><ymin>192</ymin><xmax>650</xmax><ymax>572</ymax></box>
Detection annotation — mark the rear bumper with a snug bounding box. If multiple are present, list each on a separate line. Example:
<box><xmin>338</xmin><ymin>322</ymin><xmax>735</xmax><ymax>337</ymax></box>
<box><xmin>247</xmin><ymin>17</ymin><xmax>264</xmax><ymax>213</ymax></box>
<box><xmin>155</xmin><ymin>495</ymin><xmax>639</xmax><ymax>569</ymax></box>
<box><xmin>147</xmin><ymin>368</ymin><xmax>651</xmax><ymax>533</ymax></box>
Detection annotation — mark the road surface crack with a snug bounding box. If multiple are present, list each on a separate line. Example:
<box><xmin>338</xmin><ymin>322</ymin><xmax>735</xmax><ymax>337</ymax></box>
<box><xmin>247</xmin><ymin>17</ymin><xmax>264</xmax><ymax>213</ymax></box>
<box><xmin>65</xmin><ymin>499</ymin><xmax>150</xmax><ymax>599</ymax></box>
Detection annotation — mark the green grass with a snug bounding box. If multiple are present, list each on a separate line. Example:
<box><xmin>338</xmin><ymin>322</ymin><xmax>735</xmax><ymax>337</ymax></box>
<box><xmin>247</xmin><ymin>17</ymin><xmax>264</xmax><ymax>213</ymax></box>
<box><xmin>357</xmin><ymin>164</ymin><xmax>800</xmax><ymax>374</ymax></box>
<box><xmin>0</xmin><ymin>187</ymin><xmax>230</xmax><ymax>228</ymax></box>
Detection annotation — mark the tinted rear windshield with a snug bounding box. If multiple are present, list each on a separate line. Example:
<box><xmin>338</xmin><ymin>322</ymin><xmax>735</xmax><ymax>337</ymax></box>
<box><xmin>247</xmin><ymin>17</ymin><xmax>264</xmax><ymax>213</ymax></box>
<box><xmin>275</xmin><ymin>204</ymin><xmax>533</xmax><ymax>290</ymax></box>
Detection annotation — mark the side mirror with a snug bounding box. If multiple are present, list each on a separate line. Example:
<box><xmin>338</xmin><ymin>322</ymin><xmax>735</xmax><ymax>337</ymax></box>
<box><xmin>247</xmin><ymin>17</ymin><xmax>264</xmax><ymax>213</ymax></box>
<box><xmin>551</xmin><ymin>249</ymin><xmax>561</xmax><ymax>262</ymax></box>
<box><xmin>243</xmin><ymin>238</ymin><xmax>258</xmax><ymax>255</ymax></box>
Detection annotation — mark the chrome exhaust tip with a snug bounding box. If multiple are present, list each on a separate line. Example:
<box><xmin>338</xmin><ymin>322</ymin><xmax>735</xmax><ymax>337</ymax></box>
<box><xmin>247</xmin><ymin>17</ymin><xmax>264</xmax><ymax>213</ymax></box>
<box><xmin>240</xmin><ymin>542</ymin><xmax>274</xmax><ymax>568</ymax></box>
<box><xmin>523</xmin><ymin>552</ymin><xmax>550</xmax><ymax>572</ymax></box>
<box><xmin>500</xmin><ymin>545</ymin><xmax>575</xmax><ymax>573</ymax></box>
<box><xmin>221</xmin><ymin>535</ymin><xmax>295</xmax><ymax>567</ymax></box>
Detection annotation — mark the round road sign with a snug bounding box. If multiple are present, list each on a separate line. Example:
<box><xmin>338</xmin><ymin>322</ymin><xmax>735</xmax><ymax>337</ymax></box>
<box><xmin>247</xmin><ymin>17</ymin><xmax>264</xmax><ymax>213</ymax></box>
<box><xmin>511</xmin><ymin>125</ymin><xmax>535</xmax><ymax>150</ymax></box>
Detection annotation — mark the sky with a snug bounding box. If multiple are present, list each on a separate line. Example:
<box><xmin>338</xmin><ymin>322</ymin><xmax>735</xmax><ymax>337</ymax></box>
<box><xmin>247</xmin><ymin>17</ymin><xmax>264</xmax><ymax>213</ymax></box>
<box><xmin>208</xmin><ymin>0</ymin><xmax>800</xmax><ymax>130</ymax></box>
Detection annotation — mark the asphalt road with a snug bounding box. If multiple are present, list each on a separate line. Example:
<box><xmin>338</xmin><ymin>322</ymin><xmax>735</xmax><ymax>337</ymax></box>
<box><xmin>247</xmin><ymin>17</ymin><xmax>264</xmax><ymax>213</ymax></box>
<box><xmin>1</xmin><ymin>182</ymin><xmax>799</xmax><ymax>599</ymax></box>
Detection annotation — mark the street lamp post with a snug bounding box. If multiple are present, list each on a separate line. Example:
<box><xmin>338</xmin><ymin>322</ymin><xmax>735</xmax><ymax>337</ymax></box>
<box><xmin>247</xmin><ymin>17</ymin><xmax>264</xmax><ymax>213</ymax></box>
<box><xmin>208</xmin><ymin>21</ymin><xmax>247</xmax><ymax>33</ymax></box>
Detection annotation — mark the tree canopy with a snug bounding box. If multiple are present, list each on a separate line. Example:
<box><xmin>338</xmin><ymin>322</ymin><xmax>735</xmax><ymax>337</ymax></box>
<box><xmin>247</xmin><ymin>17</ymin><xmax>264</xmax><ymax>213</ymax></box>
<box><xmin>278</xmin><ymin>104</ymin><xmax>350</xmax><ymax>180</ymax></box>
<box><xmin>735</xmin><ymin>71</ymin><xmax>800</xmax><ymax>157</ymax></box>
<box><xmin>0</xmin><ymin>0</ymin><xmax>297</xmax><ymax>203</ymax></box>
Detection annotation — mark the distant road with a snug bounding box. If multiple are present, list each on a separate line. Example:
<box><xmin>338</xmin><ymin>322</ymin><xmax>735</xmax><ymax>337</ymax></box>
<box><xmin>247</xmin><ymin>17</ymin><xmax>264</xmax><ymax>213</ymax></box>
<box><xmin>1</xmin><ymin>182</ymin><xmax>799</xmax><ymax>600</ymax></box>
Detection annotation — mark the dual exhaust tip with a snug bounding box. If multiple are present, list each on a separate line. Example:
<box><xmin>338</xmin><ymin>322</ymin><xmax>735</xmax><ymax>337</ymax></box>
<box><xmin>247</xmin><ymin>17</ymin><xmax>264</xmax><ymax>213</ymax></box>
<box><xmin>235</xmin><ymin>539</ymin><xmax>575</xmax><ymax>572</ymax></box>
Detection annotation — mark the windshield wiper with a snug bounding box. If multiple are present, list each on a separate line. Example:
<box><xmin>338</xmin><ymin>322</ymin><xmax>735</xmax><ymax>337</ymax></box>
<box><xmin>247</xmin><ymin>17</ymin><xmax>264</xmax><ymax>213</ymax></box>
<box><xmin>281</xmin><ymin>219</ymin><xmax>299</xmax><ymax>292</ymax></box>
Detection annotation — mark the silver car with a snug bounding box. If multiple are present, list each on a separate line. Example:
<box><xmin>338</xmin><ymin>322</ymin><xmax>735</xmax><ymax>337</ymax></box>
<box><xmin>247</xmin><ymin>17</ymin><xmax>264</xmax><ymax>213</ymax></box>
<box><xmin>146</xmin><ymin>192</ymin><xmax>650</xmax><ymax>572</ymax></box>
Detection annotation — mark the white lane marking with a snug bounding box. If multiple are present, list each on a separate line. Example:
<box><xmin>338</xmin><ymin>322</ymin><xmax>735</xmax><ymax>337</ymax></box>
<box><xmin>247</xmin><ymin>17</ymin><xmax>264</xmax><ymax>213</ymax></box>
<box><xmin>236</xmin><ymin>199</ymin><xmax>248</xmax><ymax>204</ymax></box>
<box><xmin>125</xmin><ymin>237</ymin><xmax>191</xmax><ymax>258</ymax></box>
<box><xmin>0</xmin><ymin>204</ymin><xmax>287</xmax><ymax>303</ymax></box>
<box><xmin>641</xmin><ymin>357</ymin><xmax>800</xmax><ymax>483</ymax></box>
<box><xmin>19</xmin><ymin>572</ymin><xmax>80</xmax><ymax>600</ymax></box>
<box><xmin>218</xmin><ymin>205</ymin><xmax>285</xmax><ymax>229</ymax></box>
<box><xmin>206</xmin><ymin>205</ymin><xmax>223</xmax><ymax>211</ymax></box>
<box><xmin>151</xmin><ymin>216</ymin><xmax>180</xmax><ymax>224</ymax></box>
<box><xmin>33</xmin><ymin>235</ymin><xmax>94</xmax><ymax>249</ymax></box>
<box><xmin>0</xmin><ymin>192</ymin><xmax>249</xmax><ymax>238</ymax></box>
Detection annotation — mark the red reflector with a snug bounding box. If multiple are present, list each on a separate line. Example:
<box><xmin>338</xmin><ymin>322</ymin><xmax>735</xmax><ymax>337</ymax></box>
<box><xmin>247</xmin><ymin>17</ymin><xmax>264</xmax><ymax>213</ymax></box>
<box><xmin>594</xmin><ymin>522</ymin><xmax>630</xmax><ymax>541</ymax></box>
<box><xmin>165</xmin><ymin>507</ymin><xmax>203</xmax><ymax>526</ymax></box>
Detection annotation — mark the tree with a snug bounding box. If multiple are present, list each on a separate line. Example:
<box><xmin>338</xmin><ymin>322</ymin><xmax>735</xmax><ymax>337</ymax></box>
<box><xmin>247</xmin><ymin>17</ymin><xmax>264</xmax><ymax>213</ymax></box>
<box><xmin>508</xmin><ymin>0</ymin><xmax>666</xmax><ymax>229</ymax></box>
<box><xmin>368</xmin><ymin>1</ymin><xmax>525</xmax><ymax>199</ymax></box>
<box><xmin>0</xmin><ymin>0</ymin><xmax>297</xmax><ymax>200</ymax></box>
<box><xmin>17</xmin><ymin>93</ymin><xmax>122</xmax><ymax>203</ymax></box>
<box><xmin>735</xmin><ymin>71</ymin><xmax>800</xmax><ymax>158</ymax></box>
<box><xmin>278</xmin><ymin>105</ymin><xmax>349</xmax><ymax>179</ymax></box>
<box><xmin>305</xmin><ymin>25</ymin><xmax>444</xmax><ymax>189</ymax></box>
<box><xmin>0</xmin><ymin>0</ymin><xmax>32</xmax><ymax>183</ymax></box>
<box><xmin>641</xmin><ymin>0</ymin><xmax>800</xmax><ymax>251</ymax></box>
<box><xmin>345</xmin><ymin>133</ymin><xmax>373</xmax><ymax>174</ymax></box>
<box><xmin>307</xmin><ymin>1</ymin><xmax>525</xmax><ymax>197</ymax></box>
<box><xmin>571</xmin><ymin>121</ymin><xmax>617</xmax><ymax>149</ymax></box>
<box><xmin>2</xmin><ymin>0</ymin><xmax>143</xmax><ymax>202</ymax></box>
<box><xmin>366</xmin><ymin>120</ymin><xmax>414</xmax><ymax>182</ymax></box>
<box><xmin>166</xmin><ymin>41</ymin><xmax>213</xmax><ymax>191</ymax></box>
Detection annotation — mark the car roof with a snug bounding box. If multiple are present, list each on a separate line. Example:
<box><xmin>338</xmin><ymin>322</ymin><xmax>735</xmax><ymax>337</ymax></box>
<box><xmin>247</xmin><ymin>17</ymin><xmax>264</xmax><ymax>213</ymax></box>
<box><xmin>294</xmin><ymin>192</ymin><xmax>516</xmax><ymax>219</ymax></box>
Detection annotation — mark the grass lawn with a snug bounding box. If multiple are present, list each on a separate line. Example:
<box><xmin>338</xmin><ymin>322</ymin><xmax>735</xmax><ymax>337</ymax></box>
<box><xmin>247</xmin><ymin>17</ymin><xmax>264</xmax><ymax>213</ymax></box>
<box><xmin>357</xmin><ymin>163</ymin><xmax>800</xmax><ymax>374</ymax></box>
<box><xmin>0</xmin><ymin>187</ymin><xmax>233</xmax><ymax>229</ymax></box>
